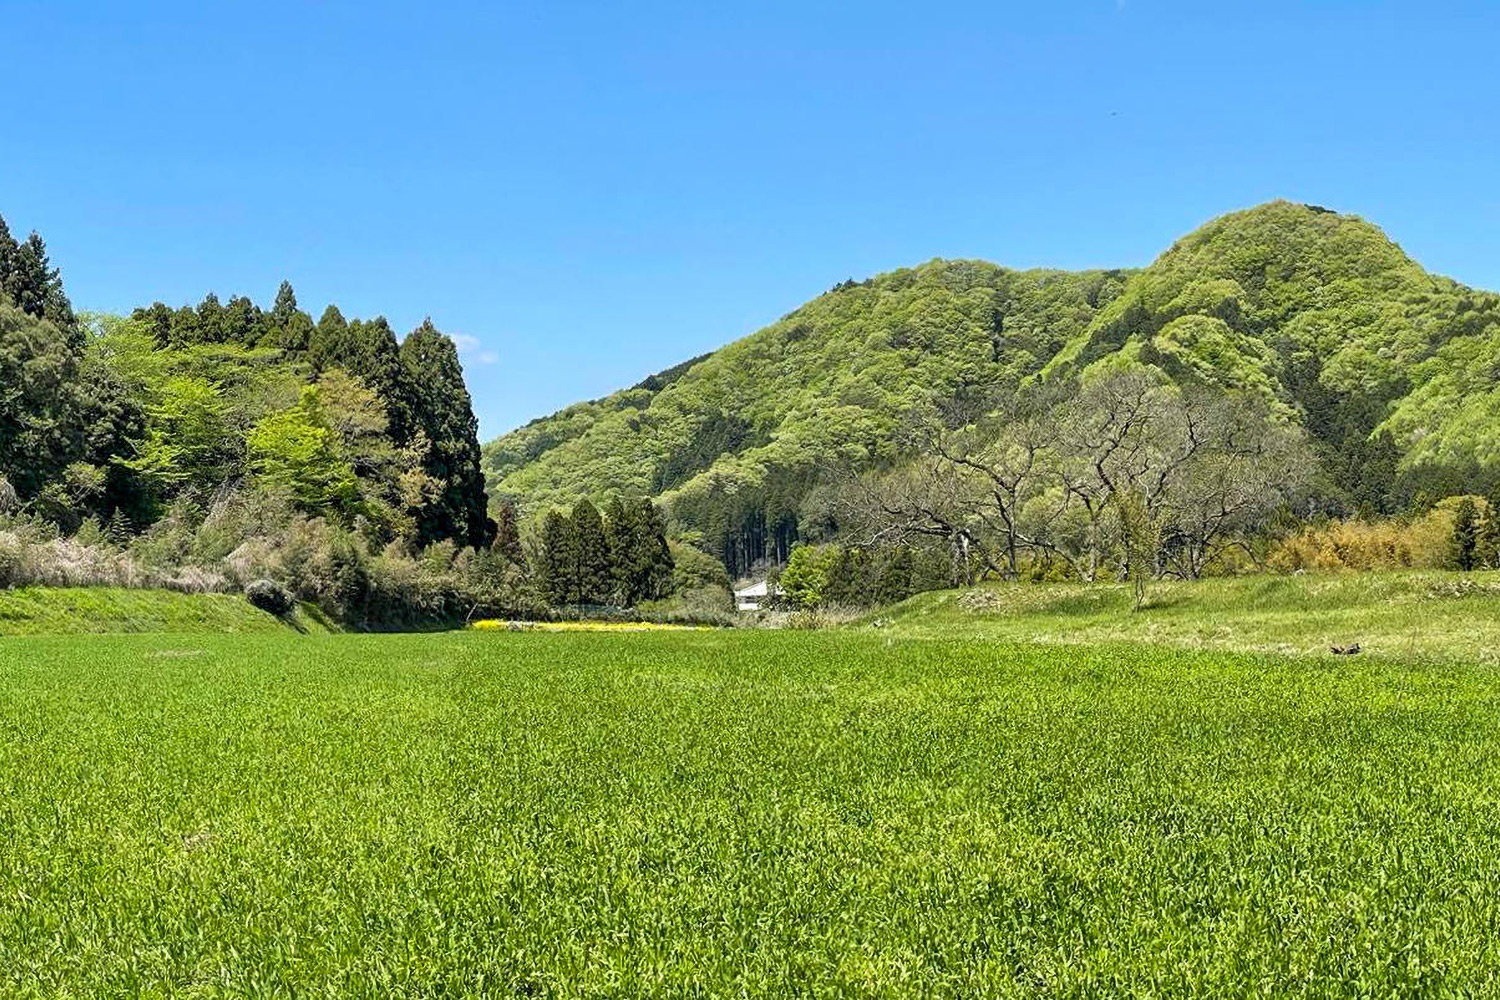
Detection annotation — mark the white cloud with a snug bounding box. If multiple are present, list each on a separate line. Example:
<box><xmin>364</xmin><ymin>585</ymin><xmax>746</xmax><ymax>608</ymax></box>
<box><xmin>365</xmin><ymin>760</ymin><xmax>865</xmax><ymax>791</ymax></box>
<box><xmin>447</xmin><ymin>332</ymin><xmax>500</xmax><ymax>365</ymax></box>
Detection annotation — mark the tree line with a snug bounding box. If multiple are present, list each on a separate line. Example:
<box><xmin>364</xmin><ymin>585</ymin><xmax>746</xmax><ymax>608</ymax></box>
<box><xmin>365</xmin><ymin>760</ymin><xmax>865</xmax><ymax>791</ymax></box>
<box><xmin>0</xmin><ymin>211</ymin><xmax>492</xmax><ymax>554</ymax></box>
<box><xmin>1450</xmin><ymin>489</ymin><xmax>1500</xmax><ymax>572</ymax></box>
<box><xmin>826</xmin><ymin>367</ymin><xmax>1314</xmax><ymax>606</ymax></box>
<box><xmin>537</xmin><ymin>498</ymin><xmax>674</xmax><ymax>607</ymax></box>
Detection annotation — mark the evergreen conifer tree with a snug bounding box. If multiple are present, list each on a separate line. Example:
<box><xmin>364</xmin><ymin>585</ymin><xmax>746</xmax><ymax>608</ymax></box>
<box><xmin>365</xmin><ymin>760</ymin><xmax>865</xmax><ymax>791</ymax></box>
<box><xmin>493</xmin><ymin>499</ymin><xmax>526</xmax><ymax>567</ymax></box>
<box><xmin>3</xmin><ymin>231</ymin><xmax>77</xmax><ymax>339</ymax></box>
<box><xmin>1480</xmin><ymin>486</ymin><xmax>1500</xmax><ymax>569</ymax></box>
<box><xmin>569</xmin><ymin>499</ymin><xmax>611</xmax><ymax>605</ymax></box>
<box><xmin>133</xmin><ymin>302</ymin><xmax>175</xmax><ymax>348</ymax></box>
<box><xmin>268</xmin><ymin>281</ymin><xmax>314</xmax><ymax>353</ymax></box>
<box><xmin>105</xmin><ymin>508</ymin><xmax>133</xmax><ymax>545</ymax></box>
<box><xmin>310</xmin><ymin>305</ymin><xmax>350</xmax><ymax>370</ymax></box>
<box><xmin>270</xmin><ymin>280</ymin><xmax>299</xmax><ymax>324</ymax></box>
<box><xmin>636</xmin><ymin>498</ymin><xmax>674</xmax><ymax>601</ymax></box>
<box><xmin>401</xmin><ymin>320</ymin><xmax>493</xmax><ymax>549</ymax></box>
<box><xmin>603</xmin><ymin>496</ymin><xmax>636</xmax><ymax>604</ymax></box>
<box><xmin>170</xmin><ymin>305</ymin><xmax>201</xmax><ymax>348</ymax></box>
<box><xmin>196</xmin><ymin>293</ymin><xmax>226</xmax><ymax>344</ymax></box>
<box><xmin>223</xmin><ymin>295</ymin><xmax>264</xmax><ymax>346</ymax></box>
<box><xmin>1451</xmin><ymin>498</ymin><xmax>1479</xmax><ymax>571</ymax></box>
<box><xmin>0</xmin><ymin>215</ymin><xmax>18</xmax><ymax>303</ymax></box>
<box><xmin>540</xmin><ymin>509</ymin><xmax>575</xmax><ymax>606</ymax></box>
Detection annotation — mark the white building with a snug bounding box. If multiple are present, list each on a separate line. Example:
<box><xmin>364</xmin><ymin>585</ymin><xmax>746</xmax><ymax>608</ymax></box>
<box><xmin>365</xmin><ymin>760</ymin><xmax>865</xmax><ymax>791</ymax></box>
<box><xmin>733</xmin><ymin>580</ymin><xmax>779</xmax><ymax>612</ymax></box>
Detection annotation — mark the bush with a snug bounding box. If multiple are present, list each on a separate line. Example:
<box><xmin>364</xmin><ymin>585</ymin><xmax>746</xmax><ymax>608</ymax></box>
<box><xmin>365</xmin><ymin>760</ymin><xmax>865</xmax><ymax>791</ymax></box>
<box><xmin>0</xmin><ymin>533</ymin><xmax>24</xmax><ymax>588</ymax></box>
<box><xmin>785</xmin><ymin>608</ymin><xmax>826</xmax><ymax>630</ymax></box>
<box><xmin>245</xmin><ymin>579</ymin><xmax>295</xmax><ymax>616</ymax></box>
<box><xmin>1267</xmin><ymin>501</ymin><xmax>1464</xmax><ymax>572</ymax></box>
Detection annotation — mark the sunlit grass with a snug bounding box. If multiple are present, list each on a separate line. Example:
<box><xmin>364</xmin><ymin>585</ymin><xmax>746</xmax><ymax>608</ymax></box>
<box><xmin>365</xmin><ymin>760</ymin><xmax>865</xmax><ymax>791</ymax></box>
<box><xmin>866</xmin><ymin>569</ymin><xmax>1500</xmax><ymax>663</ymax></box>
<box><xmin>0</xmin><ymin>586</ymin><xmax>330</xmax><ymax>636</ymax></box>
<box><xmin>3</xmin><ymin>629</ymin><xmax>1500</xmax><ymax>994</ymax></box>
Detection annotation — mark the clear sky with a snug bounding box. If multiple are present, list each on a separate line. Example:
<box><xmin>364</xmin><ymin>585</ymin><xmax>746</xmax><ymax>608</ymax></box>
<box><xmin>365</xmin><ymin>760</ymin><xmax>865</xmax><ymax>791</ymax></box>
<box><xmin>4</xmin><ymin>1</ymin><xmax>1497</xmax><ymax>438</ymax></box>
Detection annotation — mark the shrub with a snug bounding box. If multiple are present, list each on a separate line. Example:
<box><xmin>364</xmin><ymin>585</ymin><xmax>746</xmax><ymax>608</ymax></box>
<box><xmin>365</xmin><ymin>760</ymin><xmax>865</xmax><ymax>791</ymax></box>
<box><xmin>785</xmin><ymin>608</ymin><xmax>826</xmax><ymax>630</ymax></box>
<box><xmin>780</xmin><ymin>544</ymin><xmax>839</xmax><ymax>609</ymax></box>
<box><xmin>245</xmin><ymin>579</ymin><xmax>295</xmax><ymax>616</ymax></box>
<box><xmin>1267</xmin><ymin>503</ymin><xmax>1460</xmax><ymax>572</ymax></box>
<box><xmin>0</xmin><ymin>533</ymin><xmax>24</xmax><ymax>588</ymax></box>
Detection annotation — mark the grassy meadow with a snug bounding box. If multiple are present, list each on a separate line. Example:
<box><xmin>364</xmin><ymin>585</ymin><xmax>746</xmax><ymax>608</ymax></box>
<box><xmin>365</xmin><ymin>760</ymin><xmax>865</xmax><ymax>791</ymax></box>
<box><xmin>0</xmin><ymin>586</ymin><xmax>333</xmax><ymax>636</ymax></box>
<box><xmin>5</xmin><ymin>623</ymin><xmax>1500</xmax><ymax>996</ymax></box>
<box><xmin>867</xmin><ymin>570</ymin><xmax>1500</xmax><ymax>664</ymax></box>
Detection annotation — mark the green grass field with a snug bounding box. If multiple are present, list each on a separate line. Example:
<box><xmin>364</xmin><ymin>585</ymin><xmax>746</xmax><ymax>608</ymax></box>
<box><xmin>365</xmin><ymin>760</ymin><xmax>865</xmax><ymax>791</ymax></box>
<box><xmin>0</xmin><ymin>586</ymin><xmax>332</xmax><ymax>636</ymax></box>
<box><xmin>5</xmin><ymin>627</ymin><xmax>1500</xmax><ymax>996</ymax></box>
<box><xmin>868</xmin><ymin>570</ymin><xmax>1500</xmax><ymax>664</ymax></box>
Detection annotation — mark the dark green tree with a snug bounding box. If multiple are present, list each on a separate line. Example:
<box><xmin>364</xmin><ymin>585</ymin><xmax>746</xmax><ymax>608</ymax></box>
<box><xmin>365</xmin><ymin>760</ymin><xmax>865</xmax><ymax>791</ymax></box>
<box><xmin>1451</xmin><ymin>498</ymin><xmax>1479</xmax><ymax>571</ymax></box>
<box><xmin>196</xmin><ymin>292</ymin><xmax>227</xmax><ymax>344</ymax></box>
<box><xmin>0</xmin><ymin>224</ymin><xmax>77</xmax><ymax>342</ymax></box>
<box><xmin>133</xmin><ymin>302</ymin><xmax>175</xmax><ymax>348</ymax></box>
<box><xmin>400</xmin><ymin>320</ymin><xmax>493</xmax><ymax>549</ymax></box>
<box><xmin>266</xmin><ymin>281</ymin><xmax>314</xmax><ymax>353</ymax></box>
<box><xmin>309</xmin><ymin>305</ymin><xmax>350</xmax><ymax>369</ymax></box>
<box><xmin>492</xmin><ymin>498</ymin><xmax>526</xmax><ymax>567</ymax></box>
<box><xmin>223</xmin><ymin>295</ymin><xmax>265</xmax><ymax>346</ymax></box>
<box><xmin>170</xmin><ymin>305</ymin><xmax>201</xmax><ymax>348</ymax></box>
<box><xmin>539</xmin><ymin>509</ymin><xmax>575</xmax><ymax>605</ymax></box>
<box><xmin>1481</xmin><ymin>486</ymin><xmax>1500</xmax><ymax>569</ymax></box>
<box><xmin>0</xmin><ymin>216</ymin><xmax>16</xmax><ymax>298</ymax></box>
<box><xmin>603</xmin><ymin>497</ymin><xmax>674</xmax><ymax>605</ymax></box>
<box><xmin>604</xmin><ymin>496</ymin><xmax>637</xmax><ymax>603</ymax></box>
<box><xmin>0</xmin><ymin>304</ymin><xmax>82</xmax><ymax>498</ymax></box>
<box><xmin>569</xmin><ymin>498</ymin><xmax>611</xmax><ymax>605</ymax></box>
<box><xmin>874</xmin><ymin>547</ymin><xmax>915</xmax><ymax>605</ymax></box>
<box><xmin>637</xmin><ymin>499</ymin><xmax>675</xmax><ymax>600</ymax></box>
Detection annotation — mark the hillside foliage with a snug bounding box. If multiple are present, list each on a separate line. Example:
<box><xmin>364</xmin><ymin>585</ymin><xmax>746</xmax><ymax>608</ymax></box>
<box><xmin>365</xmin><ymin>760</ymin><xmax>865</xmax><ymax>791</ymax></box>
<box><xmin>486</xmin><ymin>201</ymin><xmax>1500</xmax><ymax>579</ymax></box>
<box><xmin>0</xmin><ymin>213</ymin><xmax>502</xmax><ymax>626</ymax></box>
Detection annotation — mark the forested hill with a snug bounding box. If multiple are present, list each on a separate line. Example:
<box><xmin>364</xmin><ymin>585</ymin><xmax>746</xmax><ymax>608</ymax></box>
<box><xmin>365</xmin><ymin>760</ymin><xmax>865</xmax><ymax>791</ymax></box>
<box><xmin>0</xmin><ymin>216</ymin><xmax>493</xmax><ymax>553</ymax></box>
<box><xmin>485</xmin><ymin>262</ymin><xmax>1132</xmax><ymax>571</ymax></box>
<box><xmin>485</xmin><ymin>201</ymin><xmax>1500</xmax><ymax>575</ymax></box>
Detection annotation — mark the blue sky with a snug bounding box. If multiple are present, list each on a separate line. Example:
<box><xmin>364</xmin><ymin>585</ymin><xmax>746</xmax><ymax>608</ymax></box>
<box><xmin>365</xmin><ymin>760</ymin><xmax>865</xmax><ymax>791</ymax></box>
<box><xmin>4</xmin><ymin>1</ymin><xmax>1497</xmax><ymax>437</ymax></box>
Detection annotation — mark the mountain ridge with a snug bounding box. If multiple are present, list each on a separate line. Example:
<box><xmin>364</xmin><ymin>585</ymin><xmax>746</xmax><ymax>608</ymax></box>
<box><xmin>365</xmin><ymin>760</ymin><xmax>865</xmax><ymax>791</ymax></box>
<box><xmin>484</xmin><ymin>201</ymin><xmax>1500</xmax><ymax>573</ymax></box>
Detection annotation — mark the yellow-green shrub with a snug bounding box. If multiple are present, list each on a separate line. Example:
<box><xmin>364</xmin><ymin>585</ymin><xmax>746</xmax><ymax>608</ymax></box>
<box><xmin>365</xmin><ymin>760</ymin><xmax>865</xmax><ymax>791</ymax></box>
<box><xmin>1268</xmin><ymin>498</ymin><xmax>1481</xmax><ymax>572</ymax></box>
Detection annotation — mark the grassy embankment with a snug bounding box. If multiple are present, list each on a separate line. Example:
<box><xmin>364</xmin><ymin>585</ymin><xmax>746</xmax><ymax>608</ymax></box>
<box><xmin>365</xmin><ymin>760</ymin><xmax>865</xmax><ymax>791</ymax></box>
<box><xmin>864</xmin><ymin>569</ymin><xmax>1500</xmax><ymax>663</ymax></box>
<box><xmin>2</xmin><ymin>629</ymin><xmax>1499</xmax><ymax>993</ymax></box>
<box><xmin>0</xmin><ymin>586</ymin><xmax>333</xmax><ymax>636</ymax></box>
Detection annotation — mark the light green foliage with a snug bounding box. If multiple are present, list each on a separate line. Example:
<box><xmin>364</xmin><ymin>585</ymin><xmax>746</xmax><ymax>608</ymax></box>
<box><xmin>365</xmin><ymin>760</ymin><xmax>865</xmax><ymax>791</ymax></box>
<box><xmin>485</xmin><ymin>263</ymin><xmax>1125</xmax><ymax>572</ymax></box>
<box><xmin>4</xmin><ymin>630</ymin><xmax>1500</xmax><ymax>992</ymax></box>
<box><xmin>488</xmin><ymin>201</ymin><xmax>1500</xmax><ymax>561</ymax></box>
<box><xmin>779</xmin><ymin>543</ymin><xmax>840</xmax><ymax>608</ymax></box>
<box><xmin>124</xmin><ymin>375</ymin><xmax>233</xmax><ymax>492</ymax></box>
<box><xmin>1043</xmin><ymin>202</ymin><xmax>1500</xmax><ymax>503</ymax></box>
<box><xmin>667</xmin><ymin>538</ymin><xmax>731</xmax><ymax>595</ymax></box>
<box><xmin>247</xmin><ymin>386</ymin><xmax>361</xmax><ymax>514</ymax></box>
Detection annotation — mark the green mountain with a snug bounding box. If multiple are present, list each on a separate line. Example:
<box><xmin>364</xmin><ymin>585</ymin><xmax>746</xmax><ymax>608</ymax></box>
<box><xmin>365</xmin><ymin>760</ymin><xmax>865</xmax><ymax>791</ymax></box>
<box><xmin>484</xmin><ymin>201</ymin><xmax>1500</xmax><ymax>573</ymax></box>
<box><xmin>486</xmin><ymin>262</ymin><xmax>1132</xmax><ymax>572</ymax></box>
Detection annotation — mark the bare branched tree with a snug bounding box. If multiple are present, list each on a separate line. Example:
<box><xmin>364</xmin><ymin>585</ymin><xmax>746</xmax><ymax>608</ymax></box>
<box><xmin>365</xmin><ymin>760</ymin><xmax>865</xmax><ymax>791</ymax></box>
<box><xmin>842</xmin><ymin>365</ymin><xmax>1317</xmax><ymax>587</ymax></box>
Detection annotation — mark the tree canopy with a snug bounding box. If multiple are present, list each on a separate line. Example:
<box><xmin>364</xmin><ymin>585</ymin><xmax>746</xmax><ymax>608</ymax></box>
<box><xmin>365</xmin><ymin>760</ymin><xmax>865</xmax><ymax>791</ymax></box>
<box><xmin>485</xmin><ymin>201</ymin><xmax>1500</xmax><ymax>575</ymax></box>
<box><xmin>0</xmin><ymin>211</ymin><xmax>492</xmax><ymax>554</ymax></box>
